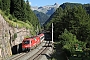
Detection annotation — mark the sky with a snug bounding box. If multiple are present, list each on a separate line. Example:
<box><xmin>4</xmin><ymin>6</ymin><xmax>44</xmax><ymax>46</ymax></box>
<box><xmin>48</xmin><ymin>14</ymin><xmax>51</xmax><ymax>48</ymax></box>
<box><xmin>26</xmin><ymin>0</ymin><xmax>90</xmax><ymax>7</ymax></box>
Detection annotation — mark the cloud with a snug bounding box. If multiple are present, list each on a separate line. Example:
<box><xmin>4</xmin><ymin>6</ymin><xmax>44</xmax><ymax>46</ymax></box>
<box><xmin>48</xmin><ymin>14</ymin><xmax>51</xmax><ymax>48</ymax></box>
<box><xmin>29</xmin><ymin>2</ymin><xmax>31</xmax><ymax>5</ymax></box>
<box><xmin>24</xmin><ymin>0</ymin><xmax>31</xmax><ymax>5</ymax></box>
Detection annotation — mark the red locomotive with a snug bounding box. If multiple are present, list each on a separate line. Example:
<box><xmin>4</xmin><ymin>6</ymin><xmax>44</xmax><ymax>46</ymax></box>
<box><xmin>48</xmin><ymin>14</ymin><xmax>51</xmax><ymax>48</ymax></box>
<box><xmin>22</xmin><ymin>33</ymin><xmax>45</xmax><ymax>52</ymax></box>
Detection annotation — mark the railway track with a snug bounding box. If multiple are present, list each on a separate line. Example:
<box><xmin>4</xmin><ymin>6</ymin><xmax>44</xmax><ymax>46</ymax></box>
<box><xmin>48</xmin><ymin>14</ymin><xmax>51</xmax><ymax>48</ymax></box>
<box><xmin>7</xmin><ymin>53</ymin><xmax>27</xmax><ymax>60</ymax></box>
<box><xmin>27</xmin><ymin>41</ymin><xmax>52</xmax><ymax>60</ymax></box>
<box><xmin>7</xmin><ymin>41</ymin><xmax>51</xmax><ymax>60</ymax></box>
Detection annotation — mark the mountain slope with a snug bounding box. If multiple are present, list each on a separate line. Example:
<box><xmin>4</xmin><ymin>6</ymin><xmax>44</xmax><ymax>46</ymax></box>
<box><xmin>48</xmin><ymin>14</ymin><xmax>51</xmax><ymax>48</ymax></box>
<box><xmin>34</xmin><ymin>10</ymin><xmax>49</xmax><ymax>25</ymax></box>
<box><xmin>31</xmin><ymin>3</ymin><xmax>60</xmax><ymax>26</ymax></box>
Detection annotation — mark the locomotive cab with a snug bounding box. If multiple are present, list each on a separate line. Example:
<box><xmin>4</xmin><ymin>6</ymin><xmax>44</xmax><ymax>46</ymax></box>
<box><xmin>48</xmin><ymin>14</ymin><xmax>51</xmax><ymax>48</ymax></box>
<box><xmin>23</xmin><ymin>40</ymin><xmax>30</xmax><ymax>44</ymax></box>
<box><xmin>22</xmin><ymin>39</ymin><xmax>31</xmax><ymax>52</ymax></box>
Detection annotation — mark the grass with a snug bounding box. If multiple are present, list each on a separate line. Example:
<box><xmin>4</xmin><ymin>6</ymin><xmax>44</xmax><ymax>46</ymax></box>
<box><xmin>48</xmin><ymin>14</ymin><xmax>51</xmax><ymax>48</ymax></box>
<box><xmin>1</xmin><ymin>12</ymin><xmax>32</xmax><ymax>28</ymax></box>
<box><xmin>0</xmin><ymin>10</ymin><xmax>36</xmax><ymax>35</ymax></box>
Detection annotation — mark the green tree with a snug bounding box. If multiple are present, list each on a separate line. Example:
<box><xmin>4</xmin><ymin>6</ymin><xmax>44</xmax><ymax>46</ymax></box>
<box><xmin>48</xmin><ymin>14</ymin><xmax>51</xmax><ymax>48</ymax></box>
<box><xmin>20</xmin><ymin>0</ymin><xmax>27</xmax><ymax>21</ymax></box>
<box><xmin>0</xmin><ymin>0</ymin><xmax>2</xmax><ymax>9</ymax></box>
<box><xmin>0</xmin><ymin>0</ymin><xmax>10</xmax><ymax>13</ymax></box>
<box><xmin>61</xmin><ymin>5</ymin><xmax>90</xmax><ymax>42</ymax></box>
<box><xmin>2</xmin><ymin>0</ymin><xmax>10</xmax><ymax>13</ymax></box>
<box><xmin>10</xmin><ymin>0</ymin><xmax>22</xmax><ymax>20</ymax></box>
<box><xmin>59</xmin><ymin>29</ymin><xmax>84</xmax><ymax>52</ymax></box>
<box><xmin>46</xmin><ymin>4</ymin><xmax>90</xmax><ymax>42</ymax></box>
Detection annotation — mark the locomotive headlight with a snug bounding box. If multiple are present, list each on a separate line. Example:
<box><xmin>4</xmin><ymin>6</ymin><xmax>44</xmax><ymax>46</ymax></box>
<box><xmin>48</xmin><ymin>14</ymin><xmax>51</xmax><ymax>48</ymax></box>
<box><xmin>25</xmin><ymin>46</ymin><xmax>28</xmax><ymax>47</ymax></box>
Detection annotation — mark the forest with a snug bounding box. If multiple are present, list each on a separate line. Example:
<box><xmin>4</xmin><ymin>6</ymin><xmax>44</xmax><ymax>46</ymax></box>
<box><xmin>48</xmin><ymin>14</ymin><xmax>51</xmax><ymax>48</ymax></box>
<box><xmin>45</xmin><ymin>3</ymin><xmax>90</xmax><ymax>60</ymax></box>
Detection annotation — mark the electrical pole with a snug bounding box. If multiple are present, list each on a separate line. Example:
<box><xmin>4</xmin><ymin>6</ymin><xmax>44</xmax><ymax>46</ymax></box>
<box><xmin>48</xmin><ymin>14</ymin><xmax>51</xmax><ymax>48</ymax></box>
<box><xmin>37</xmin><ymin>25</ymin><xmax>38</xmax><ymax>35</ymax></box>
<box><xmin>36</xmin><ymin>25</ymin><xmax>39</xmax><ymax>35</ymax></box>
<box><xmin>52</xmin><ymin>23</ymin><xmax>53</xmax><ymax>43</ymax></box>
<box><xmin>52</xmin><ymin>23</ymin><xmax>54</xmax><ymax>53</ymax></box>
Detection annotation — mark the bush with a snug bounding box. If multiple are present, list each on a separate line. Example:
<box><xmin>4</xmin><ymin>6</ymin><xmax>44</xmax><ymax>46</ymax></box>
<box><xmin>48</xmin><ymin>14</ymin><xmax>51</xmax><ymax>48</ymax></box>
<box><xmin>58</xmin><ymin>29</ymin><xmax>78</xmax><ymax>52</ymax></box>
<box><xmin>9</xmin><ymin>15</ymin><xmax>13</xmax><ymax>20</ymax></box>
<box><xmin>24</xmin><ymin>36</ymin><xmax>30</xmax><ymax>38</ymax></box>
<box><xmin>12</xmin><ymin>33</ymin><xmax>17</xmax><ymax>41</ymax></box>
<box><xmin>5</xmin><ymin>10</ymin><xmax>9</xmax><ymax>16</ymax></box>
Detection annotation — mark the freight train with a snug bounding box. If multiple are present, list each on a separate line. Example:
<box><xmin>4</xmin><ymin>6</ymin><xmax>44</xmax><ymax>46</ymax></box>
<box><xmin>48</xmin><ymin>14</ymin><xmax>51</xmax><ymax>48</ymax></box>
<box><xmin>22</xmin><ymin>33</ymin><xmax>45</xmax><ymax>52</ymax></box>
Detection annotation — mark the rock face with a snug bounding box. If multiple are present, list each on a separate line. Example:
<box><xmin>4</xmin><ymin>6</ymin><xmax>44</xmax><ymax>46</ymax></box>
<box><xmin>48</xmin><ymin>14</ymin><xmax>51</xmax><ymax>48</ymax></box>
<box><xmin>0</xmin><ymin>14</ymin><xmax>31</xmax><ymax>59</ymax></box>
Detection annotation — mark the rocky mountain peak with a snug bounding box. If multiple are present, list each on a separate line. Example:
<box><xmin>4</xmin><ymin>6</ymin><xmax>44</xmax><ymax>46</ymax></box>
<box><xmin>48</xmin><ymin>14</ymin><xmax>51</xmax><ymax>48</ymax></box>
<box><xmin>31</xmin><ymin>3</ymin><xmax>60</xmax><ymax>15</ymax></box>
<box><xmin>54</xmin><ymin>3</ymin><xmax>59</xmax><ymax>5</ymax></box>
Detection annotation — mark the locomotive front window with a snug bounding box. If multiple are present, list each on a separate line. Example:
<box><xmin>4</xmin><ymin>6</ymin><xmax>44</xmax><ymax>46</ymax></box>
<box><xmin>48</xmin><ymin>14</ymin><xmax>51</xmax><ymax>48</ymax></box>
<box><xmin>23</xmin><ymin>40</ymin><xmax>30</xmax><ymax>44</ymax></box>
<box><xmin>34</xmin><ymin>38</ymin><xmax>37</xmax><ymax>41</ymax></box>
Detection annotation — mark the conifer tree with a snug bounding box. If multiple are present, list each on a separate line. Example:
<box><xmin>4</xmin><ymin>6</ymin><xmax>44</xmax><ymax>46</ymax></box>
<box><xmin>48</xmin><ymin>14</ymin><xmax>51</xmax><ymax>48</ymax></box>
<box><xmin>46</xmin><ymin>4</ymin><xmax>90</xmax><ymax>41</ymax></box>
<box><xmin>0</xmin><ymin>0</ymin><xmax>2</xmax><ymax>9</ymax></box>
<box><xmin>10</xmin><ymin>0</ymin><xmax>21</xmax><ymax>19</ymax></box>
<box><xmin>21</xmin><ymin>0</ymin><xmax>27</xmax><ymax>21</ymax></box>
<box><xmin>1</xmin><ymin>0</ymin><xmax>10</xmax><ymax>13</ymax></box>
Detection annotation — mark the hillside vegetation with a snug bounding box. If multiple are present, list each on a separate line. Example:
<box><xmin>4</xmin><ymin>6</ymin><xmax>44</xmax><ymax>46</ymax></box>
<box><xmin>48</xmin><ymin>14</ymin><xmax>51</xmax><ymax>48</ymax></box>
<box><xmin>0</xmin><ymin>0</ymin><xmax>41</xmax><ymax>35</ymax></box>
<box><xmin>45</xmin><ymin>3</ymin><xmax>90</xmax><ymax>41</ymax></box>
<box><xmin>45</xmin><ymin>3</ymin><xmax>90</xmax><ymax>60</ymax></box>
